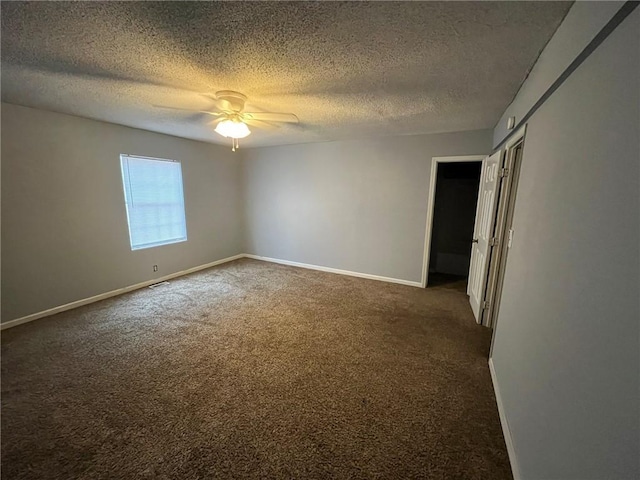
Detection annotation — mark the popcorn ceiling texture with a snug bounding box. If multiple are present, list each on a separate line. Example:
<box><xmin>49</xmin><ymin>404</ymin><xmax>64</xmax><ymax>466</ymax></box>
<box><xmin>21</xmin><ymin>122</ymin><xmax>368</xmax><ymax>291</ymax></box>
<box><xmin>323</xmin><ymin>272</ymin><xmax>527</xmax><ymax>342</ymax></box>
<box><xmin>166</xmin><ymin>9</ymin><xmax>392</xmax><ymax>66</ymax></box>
<box><xmin>1</xmin><ymin>1</ymin><xmax>571</xmax><ymax>147</ymax></box>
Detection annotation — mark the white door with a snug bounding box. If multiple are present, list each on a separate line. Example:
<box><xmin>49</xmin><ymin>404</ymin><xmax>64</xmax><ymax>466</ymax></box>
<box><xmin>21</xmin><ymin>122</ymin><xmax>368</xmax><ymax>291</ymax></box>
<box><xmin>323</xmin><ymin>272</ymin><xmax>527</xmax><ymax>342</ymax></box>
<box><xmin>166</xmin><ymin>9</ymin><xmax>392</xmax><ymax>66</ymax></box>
<box><xmin>468</xmin><ymin>150</ymin><xmax>503</xmax><ymax>322</ymax></box>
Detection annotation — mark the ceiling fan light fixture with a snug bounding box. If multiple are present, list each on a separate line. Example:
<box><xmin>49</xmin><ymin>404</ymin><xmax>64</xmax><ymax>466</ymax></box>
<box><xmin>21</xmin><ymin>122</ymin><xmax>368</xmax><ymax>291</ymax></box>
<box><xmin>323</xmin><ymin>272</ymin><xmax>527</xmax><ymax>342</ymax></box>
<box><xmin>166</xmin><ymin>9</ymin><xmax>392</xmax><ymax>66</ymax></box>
<box><xmin>215</xmin><ymin>119</ymin><xmax>251</xmax><ymax>139</ymax></box>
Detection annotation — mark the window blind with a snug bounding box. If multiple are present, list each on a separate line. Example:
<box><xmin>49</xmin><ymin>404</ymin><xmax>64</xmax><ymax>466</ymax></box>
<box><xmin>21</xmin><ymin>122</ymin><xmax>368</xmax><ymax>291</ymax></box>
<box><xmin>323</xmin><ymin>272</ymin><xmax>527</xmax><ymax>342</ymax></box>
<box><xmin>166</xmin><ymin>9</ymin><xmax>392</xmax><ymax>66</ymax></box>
<box><xmin>120</xmin><ymin>154</ymin><xmax>187</xmax><ymax>250</ymax></box>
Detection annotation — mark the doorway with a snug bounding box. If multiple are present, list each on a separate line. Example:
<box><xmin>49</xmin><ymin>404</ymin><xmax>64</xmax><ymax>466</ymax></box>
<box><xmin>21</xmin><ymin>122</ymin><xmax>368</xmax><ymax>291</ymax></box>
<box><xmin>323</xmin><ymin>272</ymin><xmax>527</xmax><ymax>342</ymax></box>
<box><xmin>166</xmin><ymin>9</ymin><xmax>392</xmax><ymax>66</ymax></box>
<box><xmin>422</xmin><ymin>156</ymin><xmax>484</xmax><ymax>289</ymax></box>
<box><xmin>469</xmin><ymin>126</ymin><xmax>527</xmax><ymax>328</ymax></box>
<box><xmin>486</xmin><ymin>136</ymin><xmax>525</xmax><ymax>333</ymax></box>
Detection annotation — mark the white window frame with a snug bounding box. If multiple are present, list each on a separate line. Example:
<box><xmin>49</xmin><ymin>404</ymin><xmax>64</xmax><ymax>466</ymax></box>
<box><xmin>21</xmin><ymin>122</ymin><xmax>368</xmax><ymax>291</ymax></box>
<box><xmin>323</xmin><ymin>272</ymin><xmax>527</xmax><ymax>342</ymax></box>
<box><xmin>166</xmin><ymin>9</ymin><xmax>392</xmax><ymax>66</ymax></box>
<box><xmin>119</xmin><ymin>154</ymin><xmax>188</xmax><ymax>250</ymax></box>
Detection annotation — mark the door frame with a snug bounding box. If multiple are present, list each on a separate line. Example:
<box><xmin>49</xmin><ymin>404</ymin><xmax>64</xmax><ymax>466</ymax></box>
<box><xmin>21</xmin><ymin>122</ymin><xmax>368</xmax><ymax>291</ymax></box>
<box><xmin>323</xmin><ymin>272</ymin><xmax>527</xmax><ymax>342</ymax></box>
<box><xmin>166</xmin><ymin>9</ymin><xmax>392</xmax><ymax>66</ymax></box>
<box><xmin>484</xmin><ymin>125</ymin><xmax>527</xmax><ymax>329</ymax></box>
<box><xmin>421</xmin><ymin>155</ymin><xmax>485</xmax><ymax>288</ymax></box>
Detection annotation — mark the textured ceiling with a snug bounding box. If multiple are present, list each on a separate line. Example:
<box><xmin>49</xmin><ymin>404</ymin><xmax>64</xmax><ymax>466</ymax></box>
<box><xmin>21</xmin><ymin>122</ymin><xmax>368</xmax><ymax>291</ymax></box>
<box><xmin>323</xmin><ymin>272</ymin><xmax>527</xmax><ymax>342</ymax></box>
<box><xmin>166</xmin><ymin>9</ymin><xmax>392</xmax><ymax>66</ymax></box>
<box><xmin>1</xmin><ymin>1</ymin><xmax>572</xmax><ymax>148</ymax></box>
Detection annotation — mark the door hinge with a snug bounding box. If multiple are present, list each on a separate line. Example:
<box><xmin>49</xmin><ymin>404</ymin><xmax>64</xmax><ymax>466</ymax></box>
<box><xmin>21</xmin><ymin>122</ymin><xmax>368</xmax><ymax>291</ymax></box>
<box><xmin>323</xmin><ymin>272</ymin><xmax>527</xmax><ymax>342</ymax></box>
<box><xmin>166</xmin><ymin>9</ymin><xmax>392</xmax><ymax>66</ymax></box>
<box><xmin>489</xmin><ymin>237</ymin><xmax>499</xmax><ymax>247</ymax></box>
<box><xmin>499</xmin><ymin>168</ymin><xmax>509</xmax><ymax>178</ymax></box>
<box><xmin>482</xmin><ymin>300</ymin><xmax>490</xmax><ymax>310</ymax></box>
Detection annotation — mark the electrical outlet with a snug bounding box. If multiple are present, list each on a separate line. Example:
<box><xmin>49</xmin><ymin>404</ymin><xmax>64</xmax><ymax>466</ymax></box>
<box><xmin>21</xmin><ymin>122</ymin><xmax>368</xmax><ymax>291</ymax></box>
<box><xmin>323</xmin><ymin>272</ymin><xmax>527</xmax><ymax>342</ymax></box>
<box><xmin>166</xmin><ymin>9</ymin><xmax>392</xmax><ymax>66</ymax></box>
<box><xmin>153</xmin><ymin>265</ymin><xmax>158</xmax><ymax>272</ymax></box>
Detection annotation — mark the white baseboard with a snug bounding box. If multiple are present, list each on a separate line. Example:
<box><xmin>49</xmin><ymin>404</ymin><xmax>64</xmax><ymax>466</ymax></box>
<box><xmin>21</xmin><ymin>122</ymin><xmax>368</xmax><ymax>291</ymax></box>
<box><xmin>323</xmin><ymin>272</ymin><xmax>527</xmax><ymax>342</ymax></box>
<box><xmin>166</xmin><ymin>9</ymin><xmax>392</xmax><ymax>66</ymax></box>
<box><xmin>489</xmin><ymin>358</ymin><xmax>521</xmax><ymax>480</ymax></box>
<box><xmin>0</xmin><ymin>254</ymin><xmax>245</xmax><ymax>330</ymax></box>
<box><xmin>1</xmin><ymin>253</ymin><xmax>421</xmax><ymax>330</ymax></box>
<box><xmin>244</xmin><ymin>254</ymin><xmax>422</xmax><ymax>288</ymax></box>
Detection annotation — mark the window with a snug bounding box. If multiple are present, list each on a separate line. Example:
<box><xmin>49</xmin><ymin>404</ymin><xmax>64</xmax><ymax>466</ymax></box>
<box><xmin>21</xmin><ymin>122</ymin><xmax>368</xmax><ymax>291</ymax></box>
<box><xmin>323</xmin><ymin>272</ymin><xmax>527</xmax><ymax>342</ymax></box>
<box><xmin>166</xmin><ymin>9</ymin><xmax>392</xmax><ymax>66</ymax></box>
<box><xmin>120</xmin><ymin>154</ymin><xmax>187</xmax><ymax>250</ymax></box>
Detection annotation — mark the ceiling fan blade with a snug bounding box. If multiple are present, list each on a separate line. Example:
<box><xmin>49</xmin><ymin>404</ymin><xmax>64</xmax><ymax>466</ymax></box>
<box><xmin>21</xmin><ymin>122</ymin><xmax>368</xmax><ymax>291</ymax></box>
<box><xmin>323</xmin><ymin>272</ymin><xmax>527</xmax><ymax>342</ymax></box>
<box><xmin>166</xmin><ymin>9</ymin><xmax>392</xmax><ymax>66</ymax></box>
<box><xmin>198</xmin><ymin>93</ymin><xmax>229</xmax><ymax>109</ymax></box>
<box><xmin>243</xmin><ymin>112</ymin><xmax>299</xmax><ymax>123</ymax></box>
<box><xmin>153</xmin><ymin>105</ymin><xmax>224</xmax><ymax>116</ymax></box>
<box><xmin>243</xmin><ymin>118</ymin><xmax>280</xmax><ymax>131</ymax></box>
<box><xmin>199</xmin><ymin>92</ymin><xmax>218</xmax><ymax>101</ymax></box>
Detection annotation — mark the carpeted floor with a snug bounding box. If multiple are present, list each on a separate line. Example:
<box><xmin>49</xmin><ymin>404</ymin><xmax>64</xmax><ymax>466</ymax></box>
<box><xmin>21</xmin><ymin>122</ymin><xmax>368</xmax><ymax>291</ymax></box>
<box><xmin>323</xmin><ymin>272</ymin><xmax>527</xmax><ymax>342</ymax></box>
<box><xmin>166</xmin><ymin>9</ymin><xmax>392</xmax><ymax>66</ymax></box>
<box><xmin>1</xmin><ymin>258</ymin><xmax>511</xmax><ymax>479</ymax></box>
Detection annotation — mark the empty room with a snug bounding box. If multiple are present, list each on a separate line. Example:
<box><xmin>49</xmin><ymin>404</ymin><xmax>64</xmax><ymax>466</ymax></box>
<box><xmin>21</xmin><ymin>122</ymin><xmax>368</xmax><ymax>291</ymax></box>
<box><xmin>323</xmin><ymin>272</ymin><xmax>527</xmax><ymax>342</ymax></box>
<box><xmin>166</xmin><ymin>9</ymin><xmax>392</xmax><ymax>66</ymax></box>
<box><xmin>1</xmin><ymin>1</ymin><xmax>638</xmax><ymax>479</ymax></box>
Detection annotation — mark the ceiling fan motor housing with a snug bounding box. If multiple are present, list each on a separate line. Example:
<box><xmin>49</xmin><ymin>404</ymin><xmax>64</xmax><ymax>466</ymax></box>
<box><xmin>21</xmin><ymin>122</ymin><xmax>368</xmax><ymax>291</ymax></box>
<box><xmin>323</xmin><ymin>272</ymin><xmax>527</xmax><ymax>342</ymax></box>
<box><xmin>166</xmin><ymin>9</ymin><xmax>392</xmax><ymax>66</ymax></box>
<box><xmin>215</xmin><ymin>90</ymin><xmax>247</xmax><ymax>112</ymax></box>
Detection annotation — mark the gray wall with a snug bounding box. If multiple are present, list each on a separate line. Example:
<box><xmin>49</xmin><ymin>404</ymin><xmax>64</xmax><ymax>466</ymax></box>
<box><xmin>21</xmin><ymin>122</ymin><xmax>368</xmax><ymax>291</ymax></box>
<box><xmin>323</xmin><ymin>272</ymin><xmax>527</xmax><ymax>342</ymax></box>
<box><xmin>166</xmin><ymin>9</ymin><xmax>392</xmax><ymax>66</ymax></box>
<box><xmin>1</xmin><ymin>103</ymin><xmax>244</xmax><ymax>322</ymax></box>
<box><xmin>493</xmin><ymin>1</ymin><xmax>625</xmax><ymax>147</ymax></box>
<box><xmin>491</xmin><ymin>8</ymin><xmax>639</xmax><ymax>480</ymax></box>
<box><xmin>242</xmin><ymin>131</ymin><xmax>492</xmax><ymax>283</ymax></box>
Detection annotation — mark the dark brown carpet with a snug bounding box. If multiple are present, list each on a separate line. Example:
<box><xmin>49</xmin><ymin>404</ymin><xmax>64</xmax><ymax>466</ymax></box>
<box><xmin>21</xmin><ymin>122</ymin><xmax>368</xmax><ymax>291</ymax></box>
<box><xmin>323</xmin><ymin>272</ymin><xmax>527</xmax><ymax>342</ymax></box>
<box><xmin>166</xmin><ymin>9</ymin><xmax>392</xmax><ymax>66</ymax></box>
<box><xmin>1</xmin><ymin>258</ymin><xmax>511</xmax><ymax>479</ymax></box>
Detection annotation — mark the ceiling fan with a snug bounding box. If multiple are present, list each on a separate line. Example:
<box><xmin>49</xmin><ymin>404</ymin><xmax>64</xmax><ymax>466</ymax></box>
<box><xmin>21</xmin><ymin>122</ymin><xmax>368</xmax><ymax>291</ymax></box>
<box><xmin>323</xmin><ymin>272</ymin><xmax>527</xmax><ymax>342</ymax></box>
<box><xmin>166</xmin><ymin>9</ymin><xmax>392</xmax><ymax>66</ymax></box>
<box><xmin>157</xmin><ymin>90</ymin><xmax>299</xmax><ymax>151</ymax></box>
